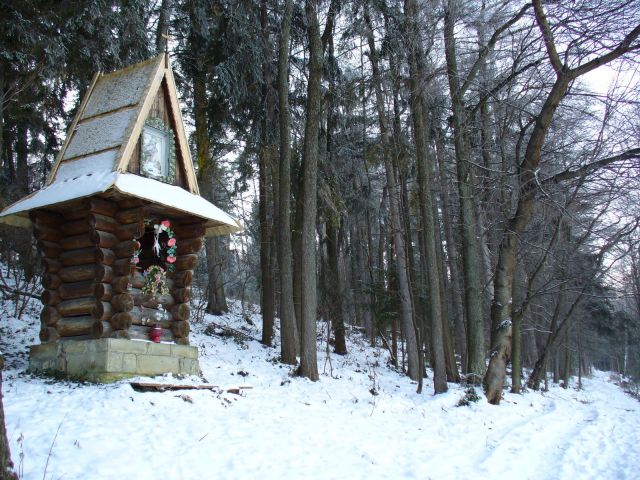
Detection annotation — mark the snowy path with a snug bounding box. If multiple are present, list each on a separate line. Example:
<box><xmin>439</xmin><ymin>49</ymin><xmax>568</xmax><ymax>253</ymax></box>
<box><xmin>557</xmin><ymin>381</ymin><xmax>640</xmax><ymax>479</ymax></box>
<box><xmin>2</xmin><ymin>303</ymin><xmax>639</xmax><ymax>479</ymax></box>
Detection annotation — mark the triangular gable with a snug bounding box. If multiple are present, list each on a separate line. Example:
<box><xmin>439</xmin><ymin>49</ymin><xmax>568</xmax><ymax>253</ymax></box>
<box><xmin>47</xmin><ymin>54</ymin><xmax>199</xmax><ymax>195</ymax></box>
<box><xmin>0</xmin><ymin>55</ymin><xmax>242</xmax><ymax>236</ymax></box>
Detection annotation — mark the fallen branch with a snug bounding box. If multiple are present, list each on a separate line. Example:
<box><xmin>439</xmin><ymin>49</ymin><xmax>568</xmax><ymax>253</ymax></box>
<box><xmin>205</xmin><ymin>321</ymin><xmax>261</xmax><ymax>342</ymax></box>
<box><xmin>130</xmin><ymin>382</ymin><xmax>252</xmax><ymax>395</ymax></box>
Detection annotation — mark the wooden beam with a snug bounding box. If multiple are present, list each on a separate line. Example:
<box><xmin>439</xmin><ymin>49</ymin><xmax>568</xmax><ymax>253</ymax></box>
<box><xmin>164</xmin><ymin>58</ymin><xmax>200</xmax><ymax>194</ymax></box>
<box><xmin>115</xmin><ymin>55</ymin><xmax>165</xmax><ymax>173</ymax></box>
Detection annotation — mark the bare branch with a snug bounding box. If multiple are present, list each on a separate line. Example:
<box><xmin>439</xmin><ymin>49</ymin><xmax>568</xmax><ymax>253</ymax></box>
<box><xmin>460</xmin><ymin>3</ymin><xmax>532</xmax><ymax>95</ymax></box>
<box><xmin>543</xmin><ymin>148</ymin><xmax>640</xmax><ymax>184</ymax></box>
<box><xmin>570</xmin><ymin>23</ymin><xmax>640</xmax><ymax>79</ymax></box>
<box><xmin>532</xmin><ymin>0</ymin><xmax>563</xmax><ymax>75</ymax></box>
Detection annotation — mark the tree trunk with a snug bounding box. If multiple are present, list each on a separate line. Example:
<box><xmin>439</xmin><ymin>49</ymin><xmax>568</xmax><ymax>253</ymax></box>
<box><xmin>15</xmin><ymin>122</ymin><xmax>28</xmax><ymax>193</ymax></box>
<box><xmin>511</xmin><ymin>308</ymin><xmax>523</xmax><ymax>393</ymax></box>
<box><xmin>364</xmin><ymin>4</ymin><xmax>420</xmax><ymax>382</ymax></box>
<box><xmin>322</xmin><ymin>17</ymin><xmax>346</xmax><ymax>356</ymax></box>
<box><xmin>404</xmin><ymin>0</ymin><xmax>447</xmax><ymax>393</ymax></box>
<box><xmin>434</xmin><ymin>128</ymin><xmax>467</xmax><ymax>372</ymax></box>
<box><xmin>326</xmin><ymin>220</ymin><xmax>347</xmax><ymax>354</ymax></box>
<box><xmin>485</xmin><ymin>76</ymin><xmax>571</xmax><ymax>403</ymax></box>
<box><xmin>155</xmin><ymin>0</ymin><xmax>171</xmax><ymax>53</ymax></box>
<box><xmin>259</xmin><ymin>0</ymin><xmax>276</xmax><ymax>346</ymax></box>
<box><xmin>562</xmin><ymin>340</ymin><xmax>571</xmax><ymax>388</ymax></box>
<box><xmin>443</xmin><ymin>0</ymin><xmax>485</xmax><ymax>384</ymax></box>
<box><xmin>190</xmin><ymin>6</ymin><xmax>228</xmax><ymax>315</ymax></box>
<box><xmin>0</xmin><ymin>355</ymin><xmax>17</xmax><ymax>479</ymax></box>
<box><xmin>435</xmin><ymin>206</ymin><xmax>460</xmax><ymax>383</ymax></box>
<box><xmin>297</xmin><ymin>0</ymin><xmax>322</xmax><ymax>381</ymax></box>
<box><xmin>277</xmin><ymin>0</ymin><xmax>298</xmax><ymax>364</ymax></box>
<box><xmin>483</xmin><ymin>0</ymin><xmax>640</xmax><ymax>403</ymax></box>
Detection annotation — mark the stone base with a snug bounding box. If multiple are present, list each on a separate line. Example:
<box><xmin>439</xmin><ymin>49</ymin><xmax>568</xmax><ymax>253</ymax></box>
<box><xmin>29</xmin><ymin>339</ymin><xmax>201</xmax><ymax>383</ymax></box>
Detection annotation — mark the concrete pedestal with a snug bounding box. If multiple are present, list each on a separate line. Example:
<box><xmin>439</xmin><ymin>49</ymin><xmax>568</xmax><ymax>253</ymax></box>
<box><xmin>29</xmin><ymin>338</ymin><xmax>201</xmax><ymax>382</ymax></box>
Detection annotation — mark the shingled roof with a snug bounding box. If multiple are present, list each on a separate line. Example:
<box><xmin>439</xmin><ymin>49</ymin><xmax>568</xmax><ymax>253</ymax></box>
<box><xmin>0</xmin><ymin>54</ymin><xmax>242</xmax><ymax>237</ymax></box>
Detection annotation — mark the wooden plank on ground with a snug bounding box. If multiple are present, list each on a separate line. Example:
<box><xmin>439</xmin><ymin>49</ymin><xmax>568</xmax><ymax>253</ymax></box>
<box><xmin>130</xmin><ymin>382</ymin><xmax>252</xmax><ymax>394</ymax></box>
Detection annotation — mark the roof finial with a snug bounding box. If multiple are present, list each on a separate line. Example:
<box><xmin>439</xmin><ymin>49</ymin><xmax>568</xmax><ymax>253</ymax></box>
<box><xmin>162</xmin><ymin>33</ymin><xmax>171</xmax><ymax>68</ymax></box>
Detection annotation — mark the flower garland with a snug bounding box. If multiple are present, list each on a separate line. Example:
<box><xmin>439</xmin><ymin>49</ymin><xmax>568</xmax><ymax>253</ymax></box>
<box><xmin>128</xmin><ymin>219</ymin><xmax>178</xmax><ymax>293</ymax></box>
<box><xmin>144</xmin><ymin>218</ymin><xmax>178</xmax><ymax>272</ymax></box>
<box><xmin>141</xmin><ymin>265</ymin><xmax>169</xmax><ymax>296</ymax></box>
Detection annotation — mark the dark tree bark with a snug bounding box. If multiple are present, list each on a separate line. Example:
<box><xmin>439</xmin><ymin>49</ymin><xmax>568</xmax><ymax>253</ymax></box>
<box><xmin>364</xmin><ymin>4</ymin><xmax>420</xmax><ymax>383</ymax></box>
<box><xmin>277</xmin><ymin>0</ymin><xmax>298</xmax><ymax>364</ymax></box>
<box><xmin>434</xmin><ymin>202</ymin><xmax>461</xmax><ymax>383</ymax></box>
<box><xmin>434</xmin><ymin>128</ymin><xmax>467</xmax><ymax>370</ymax></box>
<box><xmin>326</xmin><ymin>220</ymin><xmax>347</xmax><ymax>354</ymax></box>
<box><xmin>15</xmin><ymin>122</ymin><xmax>28</xmax><ymax>194</ymax></box>
<box><xmin>404</xmin><ymin>0</ymin><xmax>447</xmax><ymax>393</ymax></box>
<box><xmin>292</xmin><ymin>171</ymin><xmax>304</xmax><ymax>339</ymax></box>
<box><xmin>189</xmin><ymin>2</ymin><xmax>228</xmax><ymax>315</ymax></box>
<box><xmin>297</xmin><ymin>0</ymin><xmax>322</xmax><ymax>381</ymax></box>
<box><xmin>443</xmin><ymin>0</ymin><xmax>491</xmax><ymax>384</ymax></box>
<box><xmin>259</xmin><ymin>0</ymin><xmax>276</xmax><ymax>346</ymax></box>
<box><xmin>322</xmin><ymin>9</ymin><xmax>347</xmax><ymax>356</ymax></box>
<box><xmin>155</xmin><ymin>0</ymin><xmax>172</xmax><ymax>53</ymax></box>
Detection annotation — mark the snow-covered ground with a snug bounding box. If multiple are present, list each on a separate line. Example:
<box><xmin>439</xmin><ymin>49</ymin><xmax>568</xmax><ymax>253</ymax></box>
<box><xmin>1</xmin><ymin>297</ymin><xmax>639</xmax><ymax>480</ymax></box>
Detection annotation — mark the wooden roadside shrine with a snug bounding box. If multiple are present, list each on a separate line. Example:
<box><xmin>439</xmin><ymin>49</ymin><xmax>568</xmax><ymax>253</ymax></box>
<box><xmin>0</xmin><ymin>54</ymin><xmax>242</xmax><ymax>381</ymax></box>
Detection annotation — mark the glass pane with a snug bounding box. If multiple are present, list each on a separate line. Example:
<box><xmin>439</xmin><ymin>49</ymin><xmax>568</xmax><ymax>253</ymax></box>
<box><xmin>141</xmin><ymin>126</ymin><xmax>168</xmax><ymax>178</ymax></box>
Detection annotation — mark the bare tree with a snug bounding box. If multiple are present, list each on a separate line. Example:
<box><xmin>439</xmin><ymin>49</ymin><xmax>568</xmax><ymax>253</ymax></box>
<box><xmin>485</xmin><ymin>0</ymin><xmax>640</xmax><ymax>403</ymax></box>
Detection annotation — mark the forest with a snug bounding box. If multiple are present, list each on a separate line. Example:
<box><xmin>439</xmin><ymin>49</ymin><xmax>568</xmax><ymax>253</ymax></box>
<box><xmin>0</xmin><ymin>0</ymin><xmax>639</xmax><ymax>413</ymax></box>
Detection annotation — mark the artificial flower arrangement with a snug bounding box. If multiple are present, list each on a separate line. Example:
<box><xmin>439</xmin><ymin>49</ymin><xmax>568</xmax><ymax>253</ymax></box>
<box><xmin>146</xmin><ymin>218</ymin><xmax>178</xmax><ymax>272</ymax></box>
<box><xmin>128</xmin><ymin>219</ymin><xmax>178</xmax><ymax>294</ymax></box>
<box><xmin>141</xmin><ymin>264</ymin><xmax>169</xmax><ymax>297</ymax></box>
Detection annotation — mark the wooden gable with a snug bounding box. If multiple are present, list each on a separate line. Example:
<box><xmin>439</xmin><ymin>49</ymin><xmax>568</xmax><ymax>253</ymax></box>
<box><xmin>126</xmin><ymin>78</ymin><xmax>189</xmax><ymax>189</ymax></box>
<box><xmin>1</xmin><ymin>55</ymin><xmax>241</xmax><ymax>237</ymax></box>
<box><xmin>47</xmin><ymin>54</ymin><xmax>199</xmax><ymax>195</ymax></box>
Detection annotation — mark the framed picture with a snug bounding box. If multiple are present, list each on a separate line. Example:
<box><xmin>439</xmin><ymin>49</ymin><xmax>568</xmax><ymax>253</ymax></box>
<box><xmin>140</xmin><ymin>117</ymin><xmax>176</xmax><ymax>183</ymax></box>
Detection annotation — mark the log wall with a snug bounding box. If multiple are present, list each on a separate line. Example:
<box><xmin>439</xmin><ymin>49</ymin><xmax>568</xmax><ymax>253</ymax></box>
<box><xmin>33</xmin><ymin>197</ymin><xmax>204</xmax><ymax>345</ymax></box>
<box><xmin>32</xmin><ymin>198</ymin><xmax>121</xmax><ymax>342</ymax></box>
<box><xmin>167</xmin><ymin>220</ymin><xmax>205</xmax><ymax>345</ymax></box>
<box><xmin>107</xmin><ymin>199</ymin><xmax>145</xmax><ymax>338</ymax></box>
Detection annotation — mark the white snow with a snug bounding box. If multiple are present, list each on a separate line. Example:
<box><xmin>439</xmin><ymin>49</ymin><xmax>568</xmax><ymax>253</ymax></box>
<box><xmin>0</xmin><ymin>173</ymin><xmax>241</xmax><ymax>236</ymax></box>
<box><xmin>82</xmin><ymin>58</ymin><xmax>160</xmax><ymax>119</ymax></box>
<box><xmin>0</xmin><ymin>171</ymin><xmax>117</xmax><ymax>223</ymax></box>
<box><xmin>113</xmin><ymin>174</ymin><xmax>242</xmax><ymax>235</ymax></box>
<box><xmin>54</xmin><ymin>150</ymin><xmax>117</xmax><ymax>182</ymax></box>
<box><xmin>63</xmin><ymin>107</ymin><xmax>137</xmax><ymax>160</ymax></box>
<box><xmin>1</xmin><ymin>296</ymin><xmax>638</xmax><ymax>480</ymax></box>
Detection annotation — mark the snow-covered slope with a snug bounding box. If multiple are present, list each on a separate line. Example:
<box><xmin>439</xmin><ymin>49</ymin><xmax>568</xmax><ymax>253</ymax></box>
<box><xmin>1</xmin><ymin>298</ymin><xmax>639</xmax><ymax>480</ymax></box>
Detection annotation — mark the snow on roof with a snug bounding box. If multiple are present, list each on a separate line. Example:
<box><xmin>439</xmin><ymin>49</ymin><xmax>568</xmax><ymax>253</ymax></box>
<box><xmin>50</xmin><ymin>56</ymin><xmax>165</xmax><ymax>179</ymax></box>
<box><xmin>0</xmin><ymin>172</ymin><xmax>242</xmax><ymax>236</ymax></box>
<box><xmin>55</xmin><ymin>151</ymin><xmax>117</xmax><ymax>182</ymax></box>
<box><xmin>62</xmin><ymin>107</ymin><xmax>137</xmax><ymax>160</ymax></box>
<box><xmin>0</xmin><ymin>55</ymin><xmax>240</xmax><ymax>236</ymax></box>
<box><xmin>114</xmin><ymin>174</ymin><xmax>242</xmax><ymax>236</ymax></box>
<box><xmin>82</xmin><ymin>57</ymin><xmax>159</xmax><ymax>119</ymax></box>
<box><xmin>0</xmin><ymin>171</ymin><xmax>117</xmax><ymax>228</ymax></box>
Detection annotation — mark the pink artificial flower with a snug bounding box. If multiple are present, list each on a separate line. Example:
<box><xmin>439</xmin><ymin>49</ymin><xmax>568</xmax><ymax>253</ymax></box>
<box><xmin>155</xmin><ymin>274</ymin><xmax>161</xmax><ymax>282</ymax></box>
<box><xmin>167</xmin><ymin>256</ymin><xmax>177</xmax><ymax>264</ymax></box>
<box><xmin>167</xmin><ymin>237</ymin><xmax>176</xmax><ymax>247</ymax></box>
<box><xmin>161</xmin><ymin>219</ymin><xmax>171</xmax><ymax>228</ymax></box>
<box><xmin>132</xmin><ymin>256</ymin><xmax>140</xmax><ymax>264</ymax></box>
